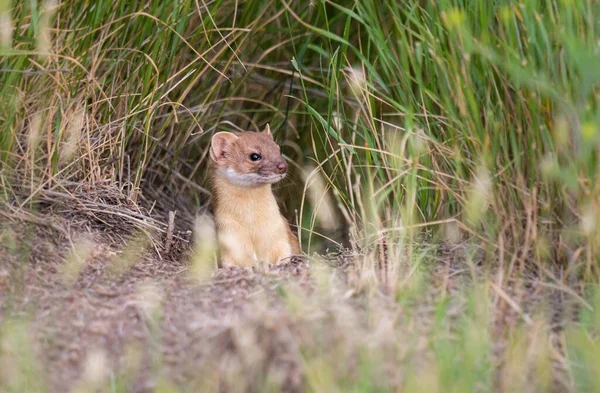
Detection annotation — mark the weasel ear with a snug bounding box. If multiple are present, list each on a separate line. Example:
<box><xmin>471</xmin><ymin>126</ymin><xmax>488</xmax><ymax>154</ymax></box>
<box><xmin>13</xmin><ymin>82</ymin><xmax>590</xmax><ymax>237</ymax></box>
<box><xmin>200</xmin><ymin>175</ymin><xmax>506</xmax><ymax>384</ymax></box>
<box><xmin>263</xmin><ymin>123</ymin><xmax>272</xmax><ymax>138</ymax></box>
<box><xmin>210</xmin><ymin>132</ymin><xmax>238</xmax><ymax>162</ymax></box>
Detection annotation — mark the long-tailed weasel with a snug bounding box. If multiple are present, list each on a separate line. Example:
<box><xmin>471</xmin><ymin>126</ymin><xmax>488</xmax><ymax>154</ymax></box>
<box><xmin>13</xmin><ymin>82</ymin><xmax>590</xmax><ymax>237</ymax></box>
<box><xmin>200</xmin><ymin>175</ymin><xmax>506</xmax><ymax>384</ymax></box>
<box><xmin>209</xmin><ymin>124</ymin><xmax>301</xmax><ymax>267</ymax></box>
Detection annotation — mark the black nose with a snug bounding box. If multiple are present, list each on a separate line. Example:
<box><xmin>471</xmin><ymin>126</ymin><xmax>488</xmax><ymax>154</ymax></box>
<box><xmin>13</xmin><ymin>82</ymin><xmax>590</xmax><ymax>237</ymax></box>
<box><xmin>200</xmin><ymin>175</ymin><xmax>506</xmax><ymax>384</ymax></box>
<box><xmin>277</xmin><ymin>161</ymin><xmax>288</xmax><ymax>174</ymax></box>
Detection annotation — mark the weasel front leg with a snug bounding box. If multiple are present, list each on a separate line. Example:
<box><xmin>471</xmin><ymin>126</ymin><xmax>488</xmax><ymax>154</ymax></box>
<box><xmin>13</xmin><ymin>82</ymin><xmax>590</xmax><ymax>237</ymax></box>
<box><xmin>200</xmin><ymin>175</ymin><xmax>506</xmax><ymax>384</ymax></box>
<box><xmin>267</xmin><ymin>237</ymin><xmax>294</xmax><ymax>266</ymax></box>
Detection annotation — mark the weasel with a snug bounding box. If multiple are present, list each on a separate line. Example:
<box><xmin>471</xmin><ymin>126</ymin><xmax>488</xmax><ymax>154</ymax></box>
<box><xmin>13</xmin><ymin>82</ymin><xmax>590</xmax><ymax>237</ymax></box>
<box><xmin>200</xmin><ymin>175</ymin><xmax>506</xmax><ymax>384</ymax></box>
<box><xmin>209</xmin><ymin>124</ymin><xmax>301</xmax><ymax>267</ymax></box>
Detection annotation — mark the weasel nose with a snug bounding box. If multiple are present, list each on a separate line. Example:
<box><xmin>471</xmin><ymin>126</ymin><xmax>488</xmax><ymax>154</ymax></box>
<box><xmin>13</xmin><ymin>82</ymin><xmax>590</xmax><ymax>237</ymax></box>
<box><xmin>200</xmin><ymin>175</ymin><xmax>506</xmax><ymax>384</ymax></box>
<box><xmin>277</xmin><ymin>161</ymin><xmax>288</xmax><ymax>174</ymax></box>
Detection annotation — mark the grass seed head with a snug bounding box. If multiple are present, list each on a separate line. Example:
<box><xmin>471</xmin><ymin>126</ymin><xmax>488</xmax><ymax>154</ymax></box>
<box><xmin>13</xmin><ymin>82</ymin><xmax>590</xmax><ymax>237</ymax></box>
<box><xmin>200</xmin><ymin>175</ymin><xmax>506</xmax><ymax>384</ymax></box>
<box><xmin>78</xmin><ymin>348</ymin><xmax>108</xmax><ymax>389</ymax></box>
<box><xmin>189</xmin><ymin>214</ymin><xmax>217</xmax><ymax>281</ymax></box>
<box><xmin>36</xmin><ymin>0</ymin><xmax>58</xmax><ymax>60</ymax></box>
<box><xmin>0</xmin><ymin>10</ymin><xmax>11</xmax><ymax>49</ymax></box>
<box><xmin>27</xmin><ymin>112</ymin><xmax>44</xmax><ymax>155</ymax></box>
<box><xmin>345</xmin><ymin>66</ymin><xmax>366</xmax><ymax>99</ymax></box>
<box><xmin>61</xmin><ymin>106</ymin><xmax>85</xmax><ymax>164</ymax></box>
<box><xmin>303</xmin><ymin>165</ymin><xmax>337</xmax><ymax>231</ymax></box>
<box><xmin>59</xmin><ymin>236</ymin><xmax>95</xmax><ymax>286</ymax></box>
<box><xmin>465</xmin><ymin>165</ymin><xmax>491</xmax><ymax>225</ymax></box>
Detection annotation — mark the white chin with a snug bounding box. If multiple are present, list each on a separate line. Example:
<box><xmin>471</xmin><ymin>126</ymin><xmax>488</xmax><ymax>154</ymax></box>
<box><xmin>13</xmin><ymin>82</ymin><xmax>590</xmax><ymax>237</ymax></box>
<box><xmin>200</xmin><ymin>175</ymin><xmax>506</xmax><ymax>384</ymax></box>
<box><xmin>224</xmin><ymin>168</ymin><xmax>285</xmax><ymax>187</ymax></box>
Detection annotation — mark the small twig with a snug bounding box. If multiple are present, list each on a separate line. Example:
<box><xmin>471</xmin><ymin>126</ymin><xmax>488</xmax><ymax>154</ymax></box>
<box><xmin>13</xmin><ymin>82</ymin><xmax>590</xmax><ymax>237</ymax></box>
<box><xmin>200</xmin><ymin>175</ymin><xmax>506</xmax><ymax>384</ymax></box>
<box><xmin>165</xmin><ymin>210</ymin><xmax>176</xmax><ymax>254</ymax></box>
<box><xmin>0</xmin><ymin>68</ymin><xmax>72</xmax><ymax>75</ymax></box>
<box><xmin>0</xmin><ymin>206</ymin><xmax>70</xmax><ymax>238</ymax></box>
<box><xmin>490</xmin><ymin>281</ymin><xmax>533</xmax><ymax>326</ymax></box>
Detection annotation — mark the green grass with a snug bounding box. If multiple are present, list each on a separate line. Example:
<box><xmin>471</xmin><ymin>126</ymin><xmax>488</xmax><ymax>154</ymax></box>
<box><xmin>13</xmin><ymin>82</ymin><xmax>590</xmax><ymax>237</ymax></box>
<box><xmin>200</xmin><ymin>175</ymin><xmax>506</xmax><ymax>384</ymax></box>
<box><xmin>2</xmin><ymin>0</ymin><xmax>599</xmax><ymax>266</ymax></box>
<box><xmin>1</xmin><ymin>0</ymin><xmax>600</xmax><ymax>391</ymax></box>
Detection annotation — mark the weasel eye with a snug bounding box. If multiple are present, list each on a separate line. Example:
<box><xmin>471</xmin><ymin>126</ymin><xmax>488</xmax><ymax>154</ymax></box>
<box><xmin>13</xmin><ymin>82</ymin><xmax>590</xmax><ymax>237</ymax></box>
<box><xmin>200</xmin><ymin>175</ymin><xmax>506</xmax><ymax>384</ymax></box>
<box><xmin>249</xmin><ymin>153</ymin><xmax>261</xmax><ymax>162</ymax></box>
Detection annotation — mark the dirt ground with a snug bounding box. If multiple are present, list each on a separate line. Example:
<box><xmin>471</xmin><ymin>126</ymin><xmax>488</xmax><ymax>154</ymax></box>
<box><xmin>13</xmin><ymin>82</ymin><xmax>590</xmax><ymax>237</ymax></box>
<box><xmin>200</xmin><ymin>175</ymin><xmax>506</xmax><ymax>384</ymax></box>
<box><xmin>0</xmin><ymin>205</ymin><xmax>581</xmax><ymax>393</ymax></box>
<box><xmin>0</xmin><ymin>209</ymin><xmax>324</xmax><ymax>392</ymax></box>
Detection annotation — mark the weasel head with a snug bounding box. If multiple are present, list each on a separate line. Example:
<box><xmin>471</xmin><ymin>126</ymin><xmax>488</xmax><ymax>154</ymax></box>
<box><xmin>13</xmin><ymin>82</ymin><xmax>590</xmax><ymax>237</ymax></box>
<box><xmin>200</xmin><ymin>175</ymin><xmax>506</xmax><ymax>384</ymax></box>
<box><xmin>210</xmin><ymin>124</ymin><xmax>289</xmax><ymax>187</ymax></box>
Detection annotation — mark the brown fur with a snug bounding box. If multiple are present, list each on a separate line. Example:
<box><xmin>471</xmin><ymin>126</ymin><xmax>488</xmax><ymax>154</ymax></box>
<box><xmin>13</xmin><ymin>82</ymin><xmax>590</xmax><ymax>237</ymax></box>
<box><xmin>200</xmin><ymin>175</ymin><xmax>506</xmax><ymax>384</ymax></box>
<box><xmin>209</xmin><ymin>126</ymin><xmax>301</xmax><ymax>267</ymax></box>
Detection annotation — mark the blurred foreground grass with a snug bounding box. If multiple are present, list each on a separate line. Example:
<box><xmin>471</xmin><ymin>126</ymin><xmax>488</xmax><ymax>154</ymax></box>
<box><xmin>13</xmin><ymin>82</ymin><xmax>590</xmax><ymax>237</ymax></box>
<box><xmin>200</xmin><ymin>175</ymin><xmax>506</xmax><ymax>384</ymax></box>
<box><xmin>1</xmin><ymin>0</ymin><xmax>600</xmax><ymax>391</ymax></box>
<box><xmin>1</xmin><ymin>226</ymin><xmax>600</xmax><ymax>393</ymax></box>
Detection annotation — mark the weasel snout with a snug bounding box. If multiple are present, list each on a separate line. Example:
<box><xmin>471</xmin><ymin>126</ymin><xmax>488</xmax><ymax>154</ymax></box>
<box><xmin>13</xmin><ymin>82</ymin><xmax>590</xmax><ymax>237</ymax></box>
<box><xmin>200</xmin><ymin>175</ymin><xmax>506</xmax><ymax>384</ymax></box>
<box><xmin>277</xmin><ymin>160</ymin><xmax>288</xmax><ymax>174</ymax></box>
